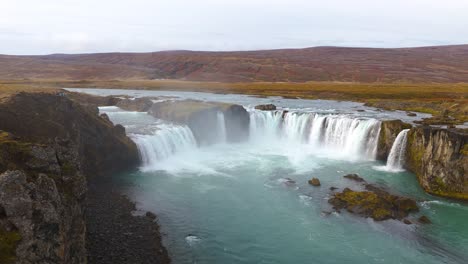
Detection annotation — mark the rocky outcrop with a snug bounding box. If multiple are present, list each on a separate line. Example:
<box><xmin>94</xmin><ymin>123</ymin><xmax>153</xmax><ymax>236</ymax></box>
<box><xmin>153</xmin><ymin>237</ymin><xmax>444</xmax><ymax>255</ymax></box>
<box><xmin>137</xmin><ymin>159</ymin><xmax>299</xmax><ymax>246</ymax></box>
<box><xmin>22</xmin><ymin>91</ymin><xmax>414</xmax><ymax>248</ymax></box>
<box><xmin>0</xmin><ymin>132</ymin><xmax>86</xmax><ymax>264</ymax></box>
<box><xmin>223</xmin><ymin>104</ymin><xmax>250</xmax><ymax>142</ymax></box>
<box><xmin>148</xmin><ymin>100</ymin><xmax>250</xmax><ymax>145</ymax></box>
<box><xmin>405</xmin><ymin>126</ymin><xmax>468</xmax><ymax>200</ymax></box>
<box><xmin>377</xmin><ymin>120</ymin><xmax>412</xmax><ymax>160</ymax></box>
<box><xmin>116</xmin><ymin>98</ymin><xmax>154</xmax><ymax>112</ymax></box>
<box><xmin>308</xmin><ymin>178</ymin><xmax>321</xmax><ymax>186</ymax></box>
<box><xmin>65</xmin><ymin>91</ymin><xmax>121</xmax><ymax>115</ymax></box>
<box><xmin>255</xmin><ymin>104</ymin><xmax>276</xmax><ymax>111</ymax></box>
<box><xmin>329</xmin><ymin>185</ymin><xmax>419</xmax><ymax>221</ymax></box>
<box><xmin>0</xmin><ymin>92</ymin><xmax>139</xmax><ymax>177</ymax></box>
<box><xmin>0</xmin><ymin>92</ymin><xmax>140</xmax><ymax>263</ymax></box>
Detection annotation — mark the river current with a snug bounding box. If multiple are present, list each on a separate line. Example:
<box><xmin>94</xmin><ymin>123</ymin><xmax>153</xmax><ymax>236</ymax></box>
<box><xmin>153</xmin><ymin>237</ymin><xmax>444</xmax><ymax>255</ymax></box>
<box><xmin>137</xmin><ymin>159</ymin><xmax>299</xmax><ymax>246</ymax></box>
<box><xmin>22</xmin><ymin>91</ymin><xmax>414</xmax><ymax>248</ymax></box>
<box><xmin>69</xmin><ymin>88</ymin><xmax>468</xmax><ymax>264</ymax></box>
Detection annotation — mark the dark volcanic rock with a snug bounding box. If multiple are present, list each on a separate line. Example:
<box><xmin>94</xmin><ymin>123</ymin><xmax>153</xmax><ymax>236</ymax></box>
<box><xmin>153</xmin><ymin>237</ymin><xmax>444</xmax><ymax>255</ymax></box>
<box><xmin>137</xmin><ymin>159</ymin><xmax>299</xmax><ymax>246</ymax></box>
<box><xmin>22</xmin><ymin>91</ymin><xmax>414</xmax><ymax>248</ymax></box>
<box><xmin>343</xmin><ymin>174</ymin><xmax>365</xmax><ymax>182</ymax></box>
<box><xmin>0</xmin><ymin>133</ymin><xmax>86</xmax><ymax>264</ymax></box>
<box><xmin>406</xmin><ymin>126</ymin><xmax>467</xmax><ymax>200</ymax></box>
<box><xmin>0</xmin><ymin>92</ymin><xmax>142</xmax><ymax>263</ymax></box>
<box><xmin>328</xmin><ymin>186</ymin><xmax>419</xmax><ymax>221</ymax></box>
<box><xmin>255</xmin><ymin>104</ymin><xmax>277</xmax><ymax>111</ymax></box>
<box><xmin>0</xmin><ymin>92</ymin><xmax>139</xmax><ymax>178</ymax></box>
<box><xmin>116</xmin><ymin>97</ymin><xmax>154</xmax><ymax>112</ymax></box>
<box><xmin>418</xmin><ymin>215</ymin><xmax>432</xmax><ymax>224</ymax></box>
<box><xmin>66</xmin><ymin>91</ymin><xmax>120</xmax><ymax>114</ymax></box>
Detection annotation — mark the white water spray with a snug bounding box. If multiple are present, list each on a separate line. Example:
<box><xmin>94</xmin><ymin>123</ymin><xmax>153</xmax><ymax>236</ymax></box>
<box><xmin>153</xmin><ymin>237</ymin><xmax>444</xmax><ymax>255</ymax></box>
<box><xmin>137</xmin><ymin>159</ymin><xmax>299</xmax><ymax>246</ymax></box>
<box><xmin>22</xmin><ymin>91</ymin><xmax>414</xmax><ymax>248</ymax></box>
<box><xmin>248</xmin><ymin>110</ymin><xmax>381</xmax><ymax>160</ymax></box>
<box><xmin>216</xmin><ymin>111</ymin><xmax>227</xmax><ymax>143</ymax></box>
<box><xmin>131</xmin><ymin>124</ymin><xmax>197</xmax><ymax>167</ymax></box>
<box><xmin>385</xmin><ymin>129</ymin><xmax>410</xmax><ymax>171</ymax></box>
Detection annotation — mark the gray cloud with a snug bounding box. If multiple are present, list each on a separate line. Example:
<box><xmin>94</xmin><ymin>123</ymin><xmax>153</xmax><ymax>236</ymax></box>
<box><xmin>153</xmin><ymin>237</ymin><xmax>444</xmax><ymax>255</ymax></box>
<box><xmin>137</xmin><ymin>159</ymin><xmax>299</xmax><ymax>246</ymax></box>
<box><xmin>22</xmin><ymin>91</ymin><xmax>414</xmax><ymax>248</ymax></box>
<box><xmin>1</xmin><ymin>0</ymin><xmax>468</xmax><ymax>54</ymax></box>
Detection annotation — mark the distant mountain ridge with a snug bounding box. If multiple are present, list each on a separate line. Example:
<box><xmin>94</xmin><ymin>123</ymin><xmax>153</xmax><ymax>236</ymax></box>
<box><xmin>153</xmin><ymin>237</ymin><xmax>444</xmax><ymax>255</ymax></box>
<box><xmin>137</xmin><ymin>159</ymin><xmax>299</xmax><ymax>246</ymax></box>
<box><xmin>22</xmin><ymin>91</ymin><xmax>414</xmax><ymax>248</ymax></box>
<box><xmin>1</xmin><ymin>45</ymin><xmax>468</xmax><ymax>82</ymax></box>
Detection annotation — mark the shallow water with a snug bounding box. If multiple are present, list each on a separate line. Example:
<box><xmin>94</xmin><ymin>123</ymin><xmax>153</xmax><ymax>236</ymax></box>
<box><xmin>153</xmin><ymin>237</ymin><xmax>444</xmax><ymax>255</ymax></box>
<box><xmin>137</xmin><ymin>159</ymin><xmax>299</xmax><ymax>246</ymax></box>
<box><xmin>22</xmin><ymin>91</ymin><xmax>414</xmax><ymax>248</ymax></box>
<box><xmin>93</xmin><ymin>90</ymin><xmax>468</xmax><ymax>264</ymax></box>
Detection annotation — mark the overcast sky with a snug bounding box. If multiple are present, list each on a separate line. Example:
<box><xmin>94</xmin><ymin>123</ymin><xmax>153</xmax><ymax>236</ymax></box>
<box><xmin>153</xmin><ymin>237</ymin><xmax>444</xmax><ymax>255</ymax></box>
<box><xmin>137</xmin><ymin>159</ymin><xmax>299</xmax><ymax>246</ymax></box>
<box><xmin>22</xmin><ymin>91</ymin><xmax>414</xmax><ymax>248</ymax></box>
<box><xmin>1</xmin><ymin>0</ymin><xmax>468</xmax><ymax>55</ymax></box>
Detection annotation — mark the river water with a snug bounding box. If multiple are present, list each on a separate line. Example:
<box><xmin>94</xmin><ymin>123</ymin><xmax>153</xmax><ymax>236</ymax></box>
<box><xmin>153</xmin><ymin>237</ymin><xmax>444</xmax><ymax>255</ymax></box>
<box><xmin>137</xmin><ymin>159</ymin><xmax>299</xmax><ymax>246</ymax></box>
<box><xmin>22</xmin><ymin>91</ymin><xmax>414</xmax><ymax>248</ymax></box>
<box><xmin>69</xmin><ymin>88</ymin><xmax>468</xmax><ymax>264</ymax></box>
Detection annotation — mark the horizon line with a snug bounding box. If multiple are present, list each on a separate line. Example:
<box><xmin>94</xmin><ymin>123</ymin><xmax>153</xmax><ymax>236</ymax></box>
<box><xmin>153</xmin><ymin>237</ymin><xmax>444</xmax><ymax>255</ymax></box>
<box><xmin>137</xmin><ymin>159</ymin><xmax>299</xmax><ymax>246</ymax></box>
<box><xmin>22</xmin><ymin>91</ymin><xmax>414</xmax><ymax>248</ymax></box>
<box><xmin>2</xmin><ymin>43</ymin><xmax>467</xmax><ymax>57</ymax></box>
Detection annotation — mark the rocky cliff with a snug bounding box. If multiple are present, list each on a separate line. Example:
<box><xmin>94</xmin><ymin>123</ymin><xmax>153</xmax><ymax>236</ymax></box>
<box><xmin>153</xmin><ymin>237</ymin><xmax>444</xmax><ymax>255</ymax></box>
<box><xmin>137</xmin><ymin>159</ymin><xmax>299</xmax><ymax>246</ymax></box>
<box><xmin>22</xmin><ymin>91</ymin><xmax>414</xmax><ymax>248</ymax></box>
<box><xmin>148</xmin><ymin>100</ymin><xmax>250</xmax><ymax>145</ymax></box>
<box><xmin>405</xmin><ymin>127</ymin><xmax>468</xmax><ymax>200</ymax></box>
<box><xmin>0</xmin><ymin>92</ymin><xmax>139</xmax><ymax>177</ymax></box>
<box><xmin>0</xmin><ymin>92</ymin><xmax>140</xmax><ymax>263</ymax></box>
<box><xmin>377</xmin><ymin>120</ymin><xmax>412</xmax><ymax>161</ymax></box>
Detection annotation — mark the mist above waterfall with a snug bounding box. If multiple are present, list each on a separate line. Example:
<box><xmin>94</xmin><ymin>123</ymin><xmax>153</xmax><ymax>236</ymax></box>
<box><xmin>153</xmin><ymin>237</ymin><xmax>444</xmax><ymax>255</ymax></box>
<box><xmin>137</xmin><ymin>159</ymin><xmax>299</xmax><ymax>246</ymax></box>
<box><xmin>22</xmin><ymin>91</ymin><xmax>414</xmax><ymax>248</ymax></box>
<box><xmin>125</xmin><ymin>109</ymin><xmax>382</xmax><ymax>172</ymax></box>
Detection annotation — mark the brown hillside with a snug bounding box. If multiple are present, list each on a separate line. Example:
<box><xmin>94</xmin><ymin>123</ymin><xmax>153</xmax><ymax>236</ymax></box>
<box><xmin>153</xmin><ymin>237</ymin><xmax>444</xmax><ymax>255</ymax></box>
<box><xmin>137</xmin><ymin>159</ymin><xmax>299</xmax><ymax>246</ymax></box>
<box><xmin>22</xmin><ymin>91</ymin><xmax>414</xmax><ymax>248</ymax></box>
<box><xmin>1</xmin><ymin>45</ymin><xmax>468</xmax><ymax>82</ymax></box>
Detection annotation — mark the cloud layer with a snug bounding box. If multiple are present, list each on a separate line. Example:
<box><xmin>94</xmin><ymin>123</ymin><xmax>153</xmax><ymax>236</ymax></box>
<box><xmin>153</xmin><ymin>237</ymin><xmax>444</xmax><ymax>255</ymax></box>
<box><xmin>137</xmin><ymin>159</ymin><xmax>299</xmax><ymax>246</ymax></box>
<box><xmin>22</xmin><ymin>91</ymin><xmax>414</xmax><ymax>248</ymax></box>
<box><xmin>1</xmin><ymin>0</ymin><xmax>468</xmax><ymax>54</ymax></box>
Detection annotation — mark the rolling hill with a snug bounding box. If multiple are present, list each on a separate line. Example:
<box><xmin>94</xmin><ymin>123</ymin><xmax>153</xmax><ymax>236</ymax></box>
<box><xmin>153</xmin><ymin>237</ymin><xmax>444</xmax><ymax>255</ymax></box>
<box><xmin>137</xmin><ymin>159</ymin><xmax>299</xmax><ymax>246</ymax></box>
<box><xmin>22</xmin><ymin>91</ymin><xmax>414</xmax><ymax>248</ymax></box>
<box><xmin>1</xmin><ymin>45</ymin><xmax>468</xmax><ymax>83</ymax></box>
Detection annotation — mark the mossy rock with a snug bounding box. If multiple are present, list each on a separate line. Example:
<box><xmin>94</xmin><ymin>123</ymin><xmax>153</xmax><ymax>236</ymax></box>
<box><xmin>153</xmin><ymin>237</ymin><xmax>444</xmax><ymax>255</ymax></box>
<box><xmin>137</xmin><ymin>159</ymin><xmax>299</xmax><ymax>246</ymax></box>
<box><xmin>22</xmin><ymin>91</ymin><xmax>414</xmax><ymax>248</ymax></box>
<box><xmin>0</xmin><ymin>228</ymin><xmax>21</xmax><ymax>264</ymax></box>
<box><xmin>461</xmin><ymin>144</ymin><xmax>468</xmax><ymax>156</ymax></box>
<box><xmin>308</xmin><ymin>178</ymin><xmax>321</xmax><ymax>186</ymax></box>
<box><xmin>329</xmin><ymin>187</ymin><xmax>419</xmax><ymax>221</ymax></box>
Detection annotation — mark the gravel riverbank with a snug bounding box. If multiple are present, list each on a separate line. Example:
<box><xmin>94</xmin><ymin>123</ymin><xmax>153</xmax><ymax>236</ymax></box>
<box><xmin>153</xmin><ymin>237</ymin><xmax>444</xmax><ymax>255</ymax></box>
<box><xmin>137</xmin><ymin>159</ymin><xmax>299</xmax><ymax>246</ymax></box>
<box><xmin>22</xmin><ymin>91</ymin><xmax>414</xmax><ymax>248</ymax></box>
<box><xmin>86</xmin><ymin>179</ymin><xmax>171</xmax><ymax>264</ymax></box>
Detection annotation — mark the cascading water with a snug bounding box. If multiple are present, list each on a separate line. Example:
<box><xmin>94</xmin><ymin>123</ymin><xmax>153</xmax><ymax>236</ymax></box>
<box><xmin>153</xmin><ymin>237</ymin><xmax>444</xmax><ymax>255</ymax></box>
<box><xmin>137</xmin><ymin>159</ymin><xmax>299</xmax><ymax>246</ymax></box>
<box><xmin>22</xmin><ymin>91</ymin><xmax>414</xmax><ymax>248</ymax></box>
<box><xmin>216</xmin><ymin>111</ymin><xmax>227</xmax><ymax>143</ymax></box>
<box><xmin>249</xmin><ymin>110</ymin><xmax>283</xmax><ymax>141</ymax></box>
<box><xmin>131</xmin><ymin>124</ymin><xmax>197</xmax><ymax>169</ymax></box>
<box><xmin>248</xmin><ymin>110</ymin><xmax>381</xmax><ymax>160</ymax></box>
<box><xmin>385</xmin><ymin>129</ymin><xmax>410</xmax><ymax>171</ymax></box>
<box><xmin>95</xmin><ymin>93</ymin><xmax>468</xmax><ymax>264</ymax></box>
<box><xmin>309</xmin><ymin>114</ymin><xmax>381</xmax><ymax>159</ymax></box>
<box><xmin>283</xmin><ymin>112</ymin><xmax>312</xmax><ymax>142</ymax></box>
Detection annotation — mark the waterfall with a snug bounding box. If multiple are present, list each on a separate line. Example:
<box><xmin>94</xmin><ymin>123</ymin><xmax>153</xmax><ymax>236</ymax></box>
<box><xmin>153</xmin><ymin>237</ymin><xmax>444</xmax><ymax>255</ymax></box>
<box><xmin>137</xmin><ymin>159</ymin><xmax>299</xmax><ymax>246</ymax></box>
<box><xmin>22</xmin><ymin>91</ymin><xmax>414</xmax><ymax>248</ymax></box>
<box><xmin>130</xmin><ymin>109</ymin><xmax>382</xmax><ymax>168</ymax></box>
<box><xmin>216</xmin><ymin>111</ymin><xmax>227</xmax><ymax>143</ymax></box>
<box><xmin>248</xmin><ymin>110</ymin><xmax>381</xmax><ymax>160</ymax></box>
<box><xmin>249</xmin><ymin>110</ymin><xmax>283</xmax><ymax>141</ymax></box>
<box><xmin>283</xmin><ymin>112</ymin><xmax>312</xmax><ymax>142</ymax></box>
<box><xmin>310</xmin><ymin>115</ymin><xmax>381</xmax><ymax>159</ymax></box>
<box><xmin>131</xmin><ymin>124</ymin><xmax>197</xmax><ymax>166</ymax></box>
<box><xmin>385</xmin><ymin>129</ymin><xmax>410</xmax><ymax>171</ymax></box>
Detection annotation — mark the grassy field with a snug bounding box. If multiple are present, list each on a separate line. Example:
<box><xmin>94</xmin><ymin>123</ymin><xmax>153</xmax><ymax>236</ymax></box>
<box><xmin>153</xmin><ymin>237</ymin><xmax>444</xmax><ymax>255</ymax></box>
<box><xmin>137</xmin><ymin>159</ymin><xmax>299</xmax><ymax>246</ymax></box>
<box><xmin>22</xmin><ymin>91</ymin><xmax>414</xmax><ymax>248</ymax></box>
<box><xmin>1</xmin><ymin>79</ymin><xmax>467</xmax><ymax>124</ymax></box>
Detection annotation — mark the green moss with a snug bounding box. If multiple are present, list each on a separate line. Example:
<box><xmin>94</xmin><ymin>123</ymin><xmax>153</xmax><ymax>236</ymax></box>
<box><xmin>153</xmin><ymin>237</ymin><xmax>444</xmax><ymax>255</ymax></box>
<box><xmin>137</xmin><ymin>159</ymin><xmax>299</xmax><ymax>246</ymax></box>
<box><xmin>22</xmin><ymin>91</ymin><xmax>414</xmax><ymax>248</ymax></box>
<box><xmin>372</xmin><ymin>208</ymin><xmax>392</xmax><ymax>220</ymax></box>
<box><xmin>406</xmin><ymin>132</ymin><xmax>423</xmax><ymax>169</ymax></box>
<box><xmin>0</xmin><ymin>228</ymin><xmax>21</xmax><ymax>264</ymax></box>
<box><xmin>427</xmin><ymin>188</ymin><xmax>468</xmax><ymax>201</ymax></box>
<box><xmin>433</xmin><ymin>177</ymin><xmax>447</xmax><ymax>192</ymax></box>
<box><xmin>404</xmin><ymin>106</ymin><xmax>439</xmax><ymax>115</ymax></box>
<box><xmin>0</xmin><ymin>131</ymin><xmax>34</xmax><ymax>171</ymax></box>
<box><xmin>61</xmin><ymin>162</ymin><xmax>76</xmax><ymax>175</ymax></box>
<box><xmin>461</xmin><ymin>144</ymin><xmax>468</xmax><ymax>156</ymax></box>
<box><xmin>424</xmin><ymin>176</ymin><xmax>468</xmax><ymax>201</ymax></box>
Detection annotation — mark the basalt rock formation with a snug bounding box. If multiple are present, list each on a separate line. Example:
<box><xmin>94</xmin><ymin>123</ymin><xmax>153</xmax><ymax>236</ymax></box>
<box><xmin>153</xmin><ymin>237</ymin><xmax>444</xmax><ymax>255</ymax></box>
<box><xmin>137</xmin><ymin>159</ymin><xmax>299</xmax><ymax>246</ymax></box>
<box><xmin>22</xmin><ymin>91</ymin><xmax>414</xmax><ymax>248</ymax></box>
<box><xmin>0</xmin><ymin>92</ymin><xmax>139</xmax><ymax>177</ymax></box>
<box><xmin>0</xmin><ymin>92</ymin><xmax>140</xmax><ymax>263</ymax></box>
<box><xmin>148</xmin><ymin>100</ymin><xmax>249</xmax><ymax>144</ymax></box>
<box><xmin>65</xmin><ymin>91</ymin><xmax>121</xmax><ymax>115</ymax></box>
<box><xmin>377</xmin><ymin>120</ymin><xmax>412</xmax><ymax>160</ymax></box>
<box><xmin>116</xmin><ymin>97</ymin><xmax>155</xmax><ymax>112</ymax></box>
<box><xmin>405</xmin><ymin>126</ymin><xmax>468</xmax><ymax>200</ymax></box>
<box><xmin>255</xmin><ymin>104</ymin><xmax>276</xmax><ymax>111</ymax></box>
<box><xmin>0</xmin><ymin>132</ymin><xmax>86</xmax><ymax>263</ymax></box>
